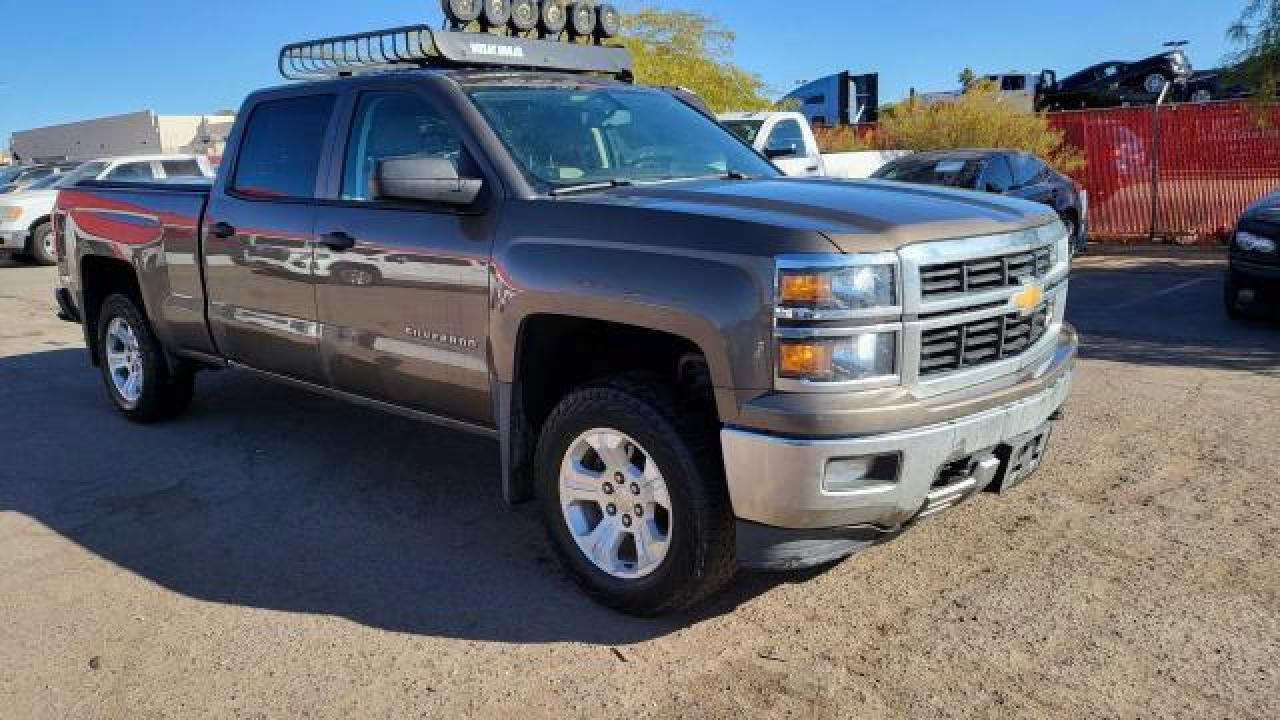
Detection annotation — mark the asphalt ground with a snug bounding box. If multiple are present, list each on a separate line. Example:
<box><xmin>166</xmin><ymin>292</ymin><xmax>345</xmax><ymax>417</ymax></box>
<box><xmin>1</xmin><ymin>251</ymin><xmax>1277</xmax><ymax>718</ymax></box>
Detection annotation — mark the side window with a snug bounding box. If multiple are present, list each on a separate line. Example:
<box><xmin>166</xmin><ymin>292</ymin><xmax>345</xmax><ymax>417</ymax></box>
<box><xmin>232</xmin><ymin>94</ymin><xmax>335</xmax><ymax>199</ymax></box>
<box><xmin>766</xmin><ymin>120</ymin><xmax>805</xmax><ymax>154</ymax></box>
<box><xmin>1010</xmin><ymin>154</ymin><xmax>1045</xmax><ymax>188</ymax></box>
<box><xmin>1002</xmin><ymin>76</ymin><xmax>1027</xmax><ymax>92</ymax></box>
<box><xmin>106</xmin><ymin>162</ymin><xmax>157</xmax><ymax>181</ymax></box>
<box><xmin>979</xmin><ymin>156</ymin><xmax>1014</xmax><ymax>193</ymax></box>
<box><xmin>161</xmin><ymin>159</ymin><xmax>203</xmax><ymax>178</ymax></box>
<box><xmin>342</xmin><ymin>91</ymin><xmax>463</xmax><ymax>201</ymax></box>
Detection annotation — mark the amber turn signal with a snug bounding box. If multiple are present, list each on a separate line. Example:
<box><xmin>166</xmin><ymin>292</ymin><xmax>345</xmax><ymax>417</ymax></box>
<box><xmin>779</xmin><ymin>272</ymin><xmax>833</xmax><ymax>306</ymax></box>
<box><xmin>779</xmin><ymin>341</ymin><xmax>833</xmax><ymax>379</ymax></box>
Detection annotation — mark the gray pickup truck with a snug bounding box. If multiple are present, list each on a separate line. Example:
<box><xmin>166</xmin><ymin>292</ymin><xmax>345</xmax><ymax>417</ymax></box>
<box><xmin>54</xmin><ymin>23</ymin><xmax>1076</xmax><ymax>615</ymax></box>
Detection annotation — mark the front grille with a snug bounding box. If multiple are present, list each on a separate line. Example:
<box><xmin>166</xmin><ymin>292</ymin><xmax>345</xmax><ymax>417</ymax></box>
<box><xmin>919</xmin><ymin>304</ymin><xmax>1052</xmax><ymax>377</ymax></box>
<box><xmin>920</xmin><ymin>246</ymin><xmax>1053</xmax><ymax>298</ymax></box>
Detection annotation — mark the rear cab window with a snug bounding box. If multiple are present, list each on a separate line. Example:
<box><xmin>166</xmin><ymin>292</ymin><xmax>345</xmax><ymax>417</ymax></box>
<box><xmin>233</xmin><ymin>94</ymin><xmax>336</xmax><ymax>199</ymax></box>
<box><xmin>161</xmin><ymin>159</ymin><xmax>204</xmax><ymax>178</ymax></box>
<box><xmin>106</xmin><ymin>162</ymin><xmax>157</xmax><ymax>181</ymax></box>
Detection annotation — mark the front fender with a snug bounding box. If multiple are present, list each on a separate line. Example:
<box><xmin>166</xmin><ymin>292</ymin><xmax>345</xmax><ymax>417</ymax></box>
<box><xmin>491</xmin><ymin>236</ymin><xmax>777</xmax><ymax>418</ymax></box>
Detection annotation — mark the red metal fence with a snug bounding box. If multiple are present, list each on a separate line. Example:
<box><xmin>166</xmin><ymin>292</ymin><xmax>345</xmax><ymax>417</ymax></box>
<box><xmin>1049</xmin><ymin>103</ymin><xmax>1280</xmax><ymax>244</ymax></box>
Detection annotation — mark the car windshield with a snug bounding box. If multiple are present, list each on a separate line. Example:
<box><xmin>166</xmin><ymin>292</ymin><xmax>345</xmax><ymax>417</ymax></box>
<box><xmin>874</xmin><ymin>156</ymin><xmax>984</xmax><ymax>189</ymax></box>
<box><xmin>23</xmin><ymin>174</ymin><xmax>63</xmax><ymax>191</ymax></box>
<box><xmin>53</xmin><ymin>162</ymin><xmax>109</xmax><ymax>187</ymax></box>
<box><xmin>467</xmin><ymin>86</ymin><xmax>778</xmax><ymax>191</ymax></box>
<box><xmin>721</xmin><ymin>119</ymin><xmax>765</xmax><ymax>144</ymax></box>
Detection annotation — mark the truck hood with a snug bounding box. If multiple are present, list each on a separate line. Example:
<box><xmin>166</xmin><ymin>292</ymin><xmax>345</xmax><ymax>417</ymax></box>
<box><xmin>573</xmin><ymin>177</ymin><xmax>1056</xmax><ymax>253</ymax></box>
<box><xmin>0</xmin><ymin>188</ymin><xmax>57</xmax><ymax>213</ymax></box>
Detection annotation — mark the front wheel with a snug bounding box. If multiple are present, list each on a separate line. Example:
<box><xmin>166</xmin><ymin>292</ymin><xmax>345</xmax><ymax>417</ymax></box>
<box><xmin>26</xmin><ymin>222</ymin><xmax>56</xmax><ymax>266</ymax></box>
<box><xmin>97</xmin><ymin>294</ymin><xmax>195</xmax><ymax>422</ymax></box>
<box><xmin>535</xmin><ymin>376</ymin><xmax>735</xmax><ymax>616</ymax></box>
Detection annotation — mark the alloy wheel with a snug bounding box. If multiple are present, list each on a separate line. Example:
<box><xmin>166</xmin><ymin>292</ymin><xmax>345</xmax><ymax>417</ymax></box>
<box><xmin>105</xmin><ymin>316</ymin><xmax>144</xmax><ymax>405</ymax></box>
<box><xmin>558</xmin><ymin>428</ymin><xmax>673</xmax><ymax>580</ymax></box>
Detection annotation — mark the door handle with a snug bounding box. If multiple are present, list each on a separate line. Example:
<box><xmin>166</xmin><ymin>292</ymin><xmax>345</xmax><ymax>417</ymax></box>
<box><xmin>317</xmin><ymin>231</ymin><xmax>356</xmax><ymax>252</ymax></box>
<box><xmin>209</xmin><ymin>221</ymin><xmax>236</xmax><ymax>239</ymax></box>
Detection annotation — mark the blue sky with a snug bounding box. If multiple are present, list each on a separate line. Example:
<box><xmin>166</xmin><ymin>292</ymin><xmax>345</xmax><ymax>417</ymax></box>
<box><xmin>0</xmin><ymin>0</ymin><xmax>1245</xmax><ymax>150</ymax></box>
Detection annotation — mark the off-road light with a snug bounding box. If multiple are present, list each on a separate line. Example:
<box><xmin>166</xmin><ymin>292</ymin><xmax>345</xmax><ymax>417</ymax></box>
<box><xmin>595</xmin><ymin>3</ymin><xmax>621</xmax><ymax>39</ymax></box>
<box><xmin>509</xmin><ymin>0</ymin><xmax>538</xmax><ymax>32</ymax></box>
<box><xmin>539</xmin><ymin>0</ymin><xmax>567</xmax><ymax>38</ymax></box>
<box><xmin>567</xmin><ymin>1</ymin><xmax>596</xmax><ymax>39</ymax></box>
<box><xmin>480</xmin><ymin>0</ymin><xmax>512</xmax><ymax>30</ymax></box>
<box><xmin>442</xmin><ymin>0</ymin><xmax>483</xmax><ymax>27</ymax></box>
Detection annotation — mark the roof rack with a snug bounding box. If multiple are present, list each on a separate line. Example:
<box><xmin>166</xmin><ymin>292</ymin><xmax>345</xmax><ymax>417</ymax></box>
<box><xmin>279</xmin><ymin>26</ymin><xmax>633</xmax><ymax>82</ymax></box>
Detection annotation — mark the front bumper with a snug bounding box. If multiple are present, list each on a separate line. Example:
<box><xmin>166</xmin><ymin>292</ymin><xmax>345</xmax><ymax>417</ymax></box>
<box><xmin>0</xmin><ymin>227</ymin><xmax>25</xmax><ymax>251</ymax></box>
<box><xmin>724</xmin><ymin>342</ymin><xmax>1074</xmax><ymax>569</ymax></box>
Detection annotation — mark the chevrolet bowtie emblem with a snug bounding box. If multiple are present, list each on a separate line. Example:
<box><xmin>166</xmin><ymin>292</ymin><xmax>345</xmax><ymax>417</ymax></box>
<box><xmin>1010</xmin><ymin>284</ymin><xmax>1045</xmax><ymax>314</ymax></box>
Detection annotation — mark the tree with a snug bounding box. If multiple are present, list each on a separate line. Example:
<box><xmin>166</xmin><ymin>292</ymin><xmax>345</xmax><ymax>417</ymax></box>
<box><xmin>958</xmin><ymin>67</ymin><xmax>979</xmax><ymax>91</ymax></box>
<box><xmin>1227</xmin><ymin>0</ymin><xmax>1280</xmax><ymax>102</ymax></box>
<box><xmin>619</xmin><ymin>7</ymin><xmax>773</xmax><ymax>112</ymax></box>
<box><xmin>818</xmin><ymin>81</ymin><xmax>1084</xmax><ymax>173</ymax></box>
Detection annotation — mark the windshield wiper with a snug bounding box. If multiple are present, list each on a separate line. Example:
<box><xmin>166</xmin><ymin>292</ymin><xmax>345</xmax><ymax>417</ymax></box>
<box><xmin>549</xmin><ymin>179</ymin><xmax>634</xmax><ymax>196</ymax></box>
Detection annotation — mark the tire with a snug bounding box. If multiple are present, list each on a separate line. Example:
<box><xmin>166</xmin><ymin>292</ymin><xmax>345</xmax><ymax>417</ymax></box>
<box><xmin>1060</xmin><ymin>214</ymin><xmax>1079</xmax><ymax>257</ymax></box>
<box><xmin>1143</xmin><ymin>72</ymin><xmax>1170</xmax><ymax>95</ymax></box>
<box><xmin>535</xmin><ymin>374</ymin><xmax>735</xmax><ymax>616</ymax></box>
<box><xmin>1224</xmin><ymin>270</ymin><xmax>1247</xmax><ymax>321</ymax></box>
<box><xmin>96</xmin><ymin>293</ymin><xmax>195</xmax><ymax>422</ymax></box>
<box><xmin>26</xmin><ymin>222</ymin><xmax>56</xmax><ymax>266</ymax></box>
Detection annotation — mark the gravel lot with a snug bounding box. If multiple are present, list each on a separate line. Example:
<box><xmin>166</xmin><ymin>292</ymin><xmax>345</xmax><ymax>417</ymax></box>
<box><xmin>1</xmin><ymin>251</ymin><xmax>1277</xmax><ymax>718</ymax></box>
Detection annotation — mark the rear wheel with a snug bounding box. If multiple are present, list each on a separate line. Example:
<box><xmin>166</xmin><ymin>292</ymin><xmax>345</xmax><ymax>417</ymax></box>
<box><xmin>1143</xmin><ymin>72</ymin><xmax>1170</xmax><ymax>95</ymax></box>
<box><xmin>26</xmin><ymin>222</ymin><xmax>56</xmax><ymax>266</ymax></box>
<box><xmin>535</xmin><ymin>375</ymin><xmax>735</xmax><ymax>616</ymax></box>
<box><xmin>96</xmin><ymin>294</ymin><xmax>195</xmax><ymax>422</ymax></box>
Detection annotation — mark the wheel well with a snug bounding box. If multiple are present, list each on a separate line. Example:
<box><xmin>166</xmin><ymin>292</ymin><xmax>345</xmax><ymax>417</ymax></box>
<box><xmin>81</xmin><ymin>256</ymin><xmax>142</xmax><ymax>365</ymax></box>
<box><xmin>28</xmin><ymin>215</ymin><xmax>51</xmax><ymax>233</ymax></box>
<box><xmin>516</xmin><ymin>315</ymin><xmax>716</xmax><ymax>433</ymax></box>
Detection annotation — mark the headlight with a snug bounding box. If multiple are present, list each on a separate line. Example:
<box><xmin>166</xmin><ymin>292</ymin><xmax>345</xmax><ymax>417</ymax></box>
<box><xmin>1036</xmin><ymin>219</ymin><xmax>1069</xmax><ymax>265</ymax></box>
<box><xmin>1236</xmin><ymin>231</ymin><xmax>1277</xmax><ymax>254</ymax></box>
<box><xmin>777</xmin><ymin>259</ymin><xmax>898</xmax><ymax>319</ymax></box>
<box><xmin>778</xmin><ymin>332</ymin><xmax>898</xmax><ymax>383</ymax></box>
<box><xmin>0</xmin><ymin>206</ymin><xmax>21</xmax><ymax>221</ymax></box>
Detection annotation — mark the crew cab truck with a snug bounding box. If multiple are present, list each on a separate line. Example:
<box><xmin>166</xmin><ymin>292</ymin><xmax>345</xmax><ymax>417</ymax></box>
<box><xmin>55</xmin><ymin>23</ymin><xmax>1077</xmax><ymax>616</ymax></box>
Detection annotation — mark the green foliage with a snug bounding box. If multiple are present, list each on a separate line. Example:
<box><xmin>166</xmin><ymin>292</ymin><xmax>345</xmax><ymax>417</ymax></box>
<box><xmin>958</xmin><ymin>67</ymin><xmax>979</xmax><ymax>91</ymax></box>
<box><xmin>619</xmin><ymin>7</ymin><xmax>773</xmax><ymax>112</ymax></box>
<box><xmin>839</xmin><ymin>81</ymin><xmax>1084</xmax><ymax>173</ymax></box>
<box><xmin>1227</xmin><ymin>0</ymin><xmax>1280</xmax><ymax>103</ymax></box>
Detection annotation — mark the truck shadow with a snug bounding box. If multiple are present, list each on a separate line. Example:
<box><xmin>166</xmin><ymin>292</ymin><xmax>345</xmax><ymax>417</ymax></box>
<box><xmin>0</xmin><ymin>348</ymin><xmax>822</xmax><ymax>644</ymax></box>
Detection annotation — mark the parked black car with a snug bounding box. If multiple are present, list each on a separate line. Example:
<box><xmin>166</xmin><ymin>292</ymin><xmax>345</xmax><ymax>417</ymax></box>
<box><xmin>1036</xmin><ymin>50</ymin><xmax>1193</xmax><ymax>111</ymax></box>
<box><xmin>872</xmin><ymin>149</ymin><xmax>1088</xmax><ymax>253</ymax></box>
<box><xmin>1225</xmin><ymin>191</ymin><xmax>1280</xmax><ymax>319</ymax></box>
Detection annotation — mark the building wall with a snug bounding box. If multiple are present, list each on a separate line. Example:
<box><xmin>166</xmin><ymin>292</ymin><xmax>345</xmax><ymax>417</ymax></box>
<box><xmin>10</xmin><ymin>111</ymin><xmax>235</xmax><ymax>163</ymax></box>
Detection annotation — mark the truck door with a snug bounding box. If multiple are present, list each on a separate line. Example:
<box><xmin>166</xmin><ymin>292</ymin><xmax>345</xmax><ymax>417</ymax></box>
<box><xmin>313</xmin><ymin>86</ymin><xmax>493</xmax><ymax>426</ymax></box>
<box><xmin>202</xmin><ymin>92</ymin><xmax>338</xmax><ymax>383</ymax></box>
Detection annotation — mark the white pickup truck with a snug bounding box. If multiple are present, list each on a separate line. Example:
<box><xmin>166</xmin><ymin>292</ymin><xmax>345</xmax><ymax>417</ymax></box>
<box><xmin>718</xmin><ymin>111</ymin><xmax>907</xmax><ymax>179</ymax></box>
<box><xmin>0</xmin><ymin>154</ymin><xmax>214</xmax><ymax>265</ymax></box>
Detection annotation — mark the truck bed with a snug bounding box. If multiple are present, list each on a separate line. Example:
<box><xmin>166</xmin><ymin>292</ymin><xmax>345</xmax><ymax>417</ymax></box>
<box><xmin>56</xmin><ymin>180</ymin><xmax>215</xmax><ymax>356</ymax></box>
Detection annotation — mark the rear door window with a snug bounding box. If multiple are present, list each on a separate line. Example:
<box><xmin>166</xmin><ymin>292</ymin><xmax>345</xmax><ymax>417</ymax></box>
<box><xmin>161</xmin><ymin>159</ymin><xmax>204</xmax><ymax>178</ymax></box>
<box><xmin>233</xmin><ymin>94</ymin><xmax>335</xmax><ymax>199</ymax></box>
<box><xmin>105</xmin><ymin>162</ymin><xmax>157</xmax><ymax>181</ymax></box>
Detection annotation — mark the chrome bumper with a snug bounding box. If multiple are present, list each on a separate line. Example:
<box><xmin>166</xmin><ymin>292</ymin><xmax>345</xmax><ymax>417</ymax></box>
<box><xmin>0</xmin><ymin>229</ymin><xmax>25</xmax><ymax>251</ymax></box>
<box><xmin>722</xmin><ymin>362</ymin><xmax>1074</xmax><ymax>533</ymax></box>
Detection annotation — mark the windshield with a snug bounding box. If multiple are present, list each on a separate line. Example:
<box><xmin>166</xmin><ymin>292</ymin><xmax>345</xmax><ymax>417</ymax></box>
<box><xmin>874</xmin><ymin>156</ymin><xmax>984</xmax><ymax>189</ymax></box>
<box><xmin>24</xmin><ymin>174</ymin><xmax>64</xmax><ymax>191</ymax></box>
<box><xmin>722</xmin><ymin>119</ymin><xmax>765</xmax><ymax>144</ymax></box>
<box><xmin>53</xmin><ymin>162</ymin><xmax>109</xmax><ymax>187</ymax></box>
<box><xmin>467</xmin><ymin>86</ymin><xmax>777</xmax><ymax>191</ymax></box>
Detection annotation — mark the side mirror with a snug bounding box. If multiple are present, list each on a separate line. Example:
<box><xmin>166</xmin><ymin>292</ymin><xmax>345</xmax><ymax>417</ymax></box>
<box><xmin>765</xmin><ymin>143</ymin><xmax>800</xmax><ymax>159</ymax></box>
<box><xmin>374</xmin><ymin>155</ymin><xmax>483</xmax><ymax>206</ymax></box>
